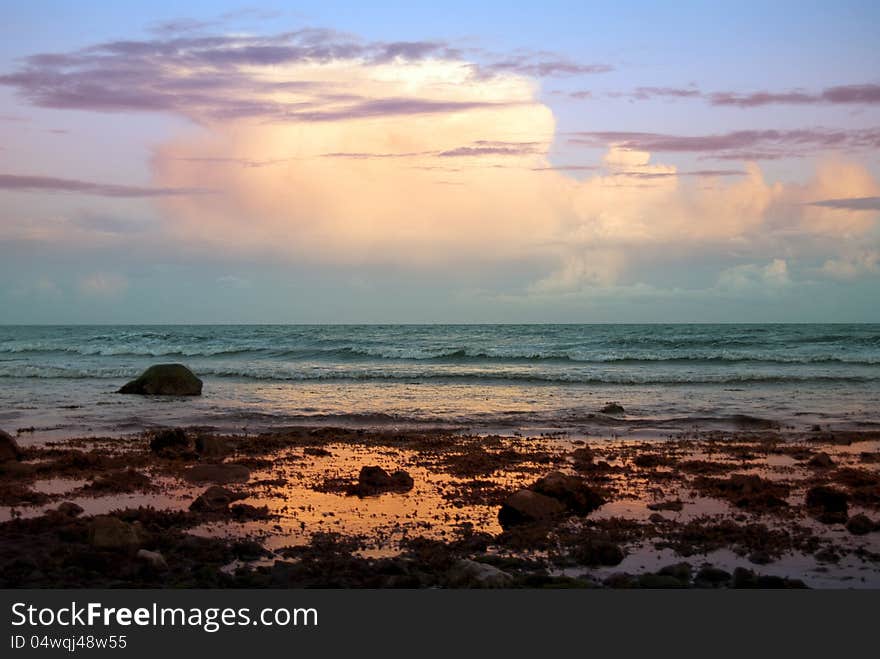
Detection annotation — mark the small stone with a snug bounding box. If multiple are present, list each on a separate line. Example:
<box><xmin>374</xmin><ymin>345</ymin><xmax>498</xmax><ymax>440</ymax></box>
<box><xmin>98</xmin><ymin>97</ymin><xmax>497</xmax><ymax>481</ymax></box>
<box><xmin>805</xmin><ymin>485</ymin><xmax>849</xmax><ymax>518</ymax></box>
<box><xmin>498</xmin><ymin>489</ymin><xmax>565</xmax><ymax>529</ymax></box>
<box><xmin>136</xmin><ymin>549</ymin><xmax>167</xmax><ymax>569</ymax></box>
<box><xmin>658</xmin><ymin>562</ymin><xmax>692</xmax><ymax>582</ymax></box>
<box><xmin>529</xmin><ymin>471</ymin><xmax>605</xmax><ymax>514</ymax></box>
<box><xmin>195</xmin><ymin>435</ymin><xmax>229</xmax><ymax>458</ymax></box>
<box><xmin>88</xmin><ymin>516</ymin><xmax>139</xmax><ymax>549</ymax></box>
<box><xmin>0</xmin><ymin>428</ymin><xmax>23</xmax><ymax>462</ymax></box>
<box><xmin>190</xmin><ymin>485</ymin><xmax>239</xmax><ymax>513</ymax></box>
<box><xmin>845</xmin><ymin>513</ymin><xmax>876</xmax><ymax>536</ymax></box>
<box><xmin>149</xmin><ymin>428</ymin><xmax>192</xmax><ymax>458</ymax></box>
<box><xmin>695</xmin><ymin>566</ymin><xmax>731</xmax><ymax>587</ymax></box>
<box><xmin>748</xmin><ymin>550</ymin><xmax>773</xmax><ymax>565</ymax></box>
<box><xmin>446</xmin><ymin>559</ymin><xmax>513</xmax><ymax>588</ymax></box>
<box><xmin>55</xmin><ymin>501</ymin><xmax>84</xmax><ymax>517</ymax></box>
<box><xmin>807</xmin><ymin>452</ymin><xmax>835</xmax><ymax>469</ymax></box>
<box><xmin>347</xmin><ymin>466</ymin><xmax>414</xmax><ymax>496</ymax></box>
<box><xmin>647</xmin><ymin>499</ymin><xmax>683</xmax><ymax>512</ymax></box>
<box><xmin>574</xmin><ymin>539</ymin><xmax>625</xmax><ymax>566</ymax></box>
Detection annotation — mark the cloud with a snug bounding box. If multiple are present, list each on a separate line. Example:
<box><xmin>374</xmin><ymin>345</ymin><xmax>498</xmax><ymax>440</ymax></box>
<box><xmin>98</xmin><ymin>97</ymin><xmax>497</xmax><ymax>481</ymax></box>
<box><xmin>9</xmin><ymin>276</ymin><xmax>62</xmax><ymax>298</ymax></box>
<box><xmin>569</xmin><ymin>128</ymin><xmax>880</xmax><ymax>159</ymax></box>
<box><xmin>820</xmin><ymin>251</ymin><xmax>880</xmax><ymax>280</ymax></box>
<box><xmin>716</xmin><ymin>259</ymin><xmax>790</xmax><ymax>292</ymax></box>
<box><xmin>216</xmin><ymin>275</ymin><xmax>251</xmax><ymax>289</ymax></box>
<box><xmin>78</xmin><ymin>272</ymin><xmax>128</xmax><ymax>296</ymax></box>
<box><xmin>808</xmin><ymin>196</ymin><xmax>880</xmax><ymax>211</ymax></box>
<box><xmin>599</xmin><ymin>83</ymin><xmax>880</xmax><ymax>107</ymax></box>
<box><xmin>0</xmin><ymin>29</ymin><xmax>603</xmax><ymax>125</ymax></box>
<box><xmin>486</xmin><ymin>53</ymin><xmax>612</xmax><ymax>77</ymax></box>
<box><xmin>0</xmin><ymin>174</ymin><xmax>212</xmax><ymax>197</ymax></box>
<box><xmin>437</xmin><ymin>141</ymin><xmax>543</xmax><ymax>157</ymax></box>
<box><xmin>528</xmin><ymin>251</ymin><xmax>625</xmax><ymax>293</ymax></box>
<box><xmin>710</xmin><ymin>84</ymin><xmax>880</xmax><ymax>107</ymax></box>
<box><xmin>4</xmin><ymin>24</ymin><xmax>878</xmax><ymax>304</ymax></box>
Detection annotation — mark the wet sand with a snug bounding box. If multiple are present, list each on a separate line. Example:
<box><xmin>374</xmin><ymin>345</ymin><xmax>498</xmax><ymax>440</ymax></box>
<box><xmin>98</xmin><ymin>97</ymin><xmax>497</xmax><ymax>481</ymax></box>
<box><xmin>1</xmin><ymin>424</ymin><xmax>879</xmax><ymax>588</ymax></box>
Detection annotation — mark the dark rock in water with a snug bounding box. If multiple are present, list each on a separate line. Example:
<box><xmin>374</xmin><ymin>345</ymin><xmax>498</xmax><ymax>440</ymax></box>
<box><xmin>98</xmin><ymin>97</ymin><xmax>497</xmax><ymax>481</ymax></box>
<box><xmin>498</xmin><ymin>489</ymin><xmax>565</xmax><ymax>529</ymax></box>
<box><xmin>183</xmin><ymin>463</ymin><xmax>250</xmax><ymax>484</ymax></box>
<box><xmin>694</xmin><ymin>566</ymin><xmax>731</xmax><ymax>588</ymax></box>
<box><xmin>807</xmin><ymin>452</ymin><xmax>835</xmax><ymax>469</ymax></box>
<box><xmin>845</xmin><ymin>513</ymin><xmax>877</xmax><ymax>536</ymax></box>
<box><xmin>574</xmin><ymin>539</ymin><xmax>625</xmax><ymax>566</ymax></box>
<box><xmin>347</xmin><ymin>466</ymin><xmax>414</xmax><ymax>497</ymax></box>
<box><xmin>88</xmin><ymin>516</ymin><xmax>140</xmax><ymax>549</ymax></box>
<box><xmin>530</xmin><ymin>471</ymin><xmax>606</xmax><ymax>514</ymax></box>
<box><xmin>0</xmin><ymin>429</ymin><xmax>22</xmax><ymax>462</ymax></box>
<box><xmin>599</xmin><ymin>402</ymin><xmax>625</xmax><ymax>415</ymax></box>
<box><xmin>118</xmin><ymin>364</ymin><xmax>202</xmax><ymax>396</ymax></box>
<box><xmin>805</xmin><ymin>485</ymin><xmax>849</xmax><ymax>519</ymax></box>
<box><xmin>55</xmin><ymin>501</ymin><xmax>84</xmax><ymax>517</ymax></box>
<box><xmin>195</xmin><ymin>435</ymin><xmax>229</xmax><ymax>458</ymax></box>
<box><xmin>647</xmin><ymin>499</ymin><xmax>683</xmax><ymax>512</ymax></box>
<box><xmin>190</xmin><ymin>485</ymin><xmax>239</xmax><ymax>513</ymax></box>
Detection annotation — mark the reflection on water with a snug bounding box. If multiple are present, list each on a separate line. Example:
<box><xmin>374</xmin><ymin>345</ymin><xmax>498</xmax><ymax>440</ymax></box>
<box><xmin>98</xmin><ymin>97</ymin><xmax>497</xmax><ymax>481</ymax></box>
<box><xmin>3</xmin><ymin>377</ymin><xmax>878</xmax><ymax>443</ymax></box>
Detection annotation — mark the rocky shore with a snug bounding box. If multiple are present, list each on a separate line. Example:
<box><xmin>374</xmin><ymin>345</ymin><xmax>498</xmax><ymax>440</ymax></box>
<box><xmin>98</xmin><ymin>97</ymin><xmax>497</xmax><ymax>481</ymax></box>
<box><xmin>1</xmin><ymin>424</ymin><xmax>879</xmax><ymax>588</ymax></box>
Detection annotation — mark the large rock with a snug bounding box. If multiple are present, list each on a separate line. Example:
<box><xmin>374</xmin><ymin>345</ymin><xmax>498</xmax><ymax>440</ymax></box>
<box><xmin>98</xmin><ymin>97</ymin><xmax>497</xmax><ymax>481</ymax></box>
<box><xmin>446</xmin><ymin>559</ymin><xmax>513</xmax><ymax>588</ymax></box>
<box><xmin>530</xmin><ymin>471</ymin><xmax>606</xmax><ymax>514</ymax></box>
<box><xmin>88</xmin><ymin>516</ymin><xmax>140</xmax><ymax>549</ymax></box>
<box><xmin>118</xmin><ymin>364</ymin><xmax>203</xmax><ymax>396</ymax></box>
<box><xmin>498</xmin><ymin>489</ymin><xmax>565</xmax><ymax>529</ymax></box>
<box><xmin>0</xmin><ymin>429</ymin><xmax>22</xmax><ymax>462</ymax></box>
<box><xmin>183</xmin><ymin>463</ymin><xmax>250</xmax><ymax>484</ymax></box>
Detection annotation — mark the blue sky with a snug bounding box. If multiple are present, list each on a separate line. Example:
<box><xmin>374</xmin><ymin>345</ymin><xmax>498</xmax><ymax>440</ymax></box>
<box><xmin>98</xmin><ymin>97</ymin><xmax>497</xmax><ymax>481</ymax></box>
<box><xmin>1</xmin><ymin>1</ymin><xmax>879</xmax><ymax>322</ymax></box>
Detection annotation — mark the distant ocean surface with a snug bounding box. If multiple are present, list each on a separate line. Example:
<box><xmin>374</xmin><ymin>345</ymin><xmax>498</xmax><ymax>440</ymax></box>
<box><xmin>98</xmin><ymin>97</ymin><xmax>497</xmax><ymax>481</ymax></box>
<box><xmin>1</xmin><ymin>324</ymin><xmax>878</xmax><ymax>438</ymax></box>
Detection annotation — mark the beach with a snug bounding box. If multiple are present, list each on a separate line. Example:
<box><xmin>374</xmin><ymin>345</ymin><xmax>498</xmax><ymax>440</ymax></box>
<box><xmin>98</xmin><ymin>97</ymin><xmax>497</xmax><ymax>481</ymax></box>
<box><xmin>1</xmin><ymin>325</ymin><xmax>879</xmax><ymax>588</ymax></box>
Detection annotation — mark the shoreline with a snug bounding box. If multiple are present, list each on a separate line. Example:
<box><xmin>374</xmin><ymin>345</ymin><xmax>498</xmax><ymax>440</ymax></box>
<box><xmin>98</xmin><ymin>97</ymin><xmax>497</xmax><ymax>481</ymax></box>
<box><xmin>2</xmin><ymin>423</ymin><xmax>879</xmax><ymax>588</ymax></box>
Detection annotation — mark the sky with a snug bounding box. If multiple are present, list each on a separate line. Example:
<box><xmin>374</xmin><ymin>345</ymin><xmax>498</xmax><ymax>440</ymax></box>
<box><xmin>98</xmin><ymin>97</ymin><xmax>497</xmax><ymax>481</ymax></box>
<box><xmin>1</xmin><ymin>1</ymin><xmax>879</xmax><ymax>323</ymax></box>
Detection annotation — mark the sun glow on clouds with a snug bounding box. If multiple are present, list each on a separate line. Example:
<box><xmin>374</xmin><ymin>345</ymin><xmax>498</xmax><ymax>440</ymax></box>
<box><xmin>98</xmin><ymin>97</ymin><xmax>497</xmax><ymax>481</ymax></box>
<box><xmin>145</xmin><ymin>54</ymin><xmax>879</xmax><ymax>290</ymax></box>
<box><xmin>3</xmin><ymin>28</ymin><xmax>879</xmax><ymax>303</ymax></box>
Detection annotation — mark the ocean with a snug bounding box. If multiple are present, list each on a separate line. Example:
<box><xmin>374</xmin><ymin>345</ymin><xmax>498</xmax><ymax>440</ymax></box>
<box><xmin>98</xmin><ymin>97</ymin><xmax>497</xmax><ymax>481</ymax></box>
<box><xmin>1</xmin><ymin>324</ymin><xmax>878</xmax><ymax>439</ymax></box>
